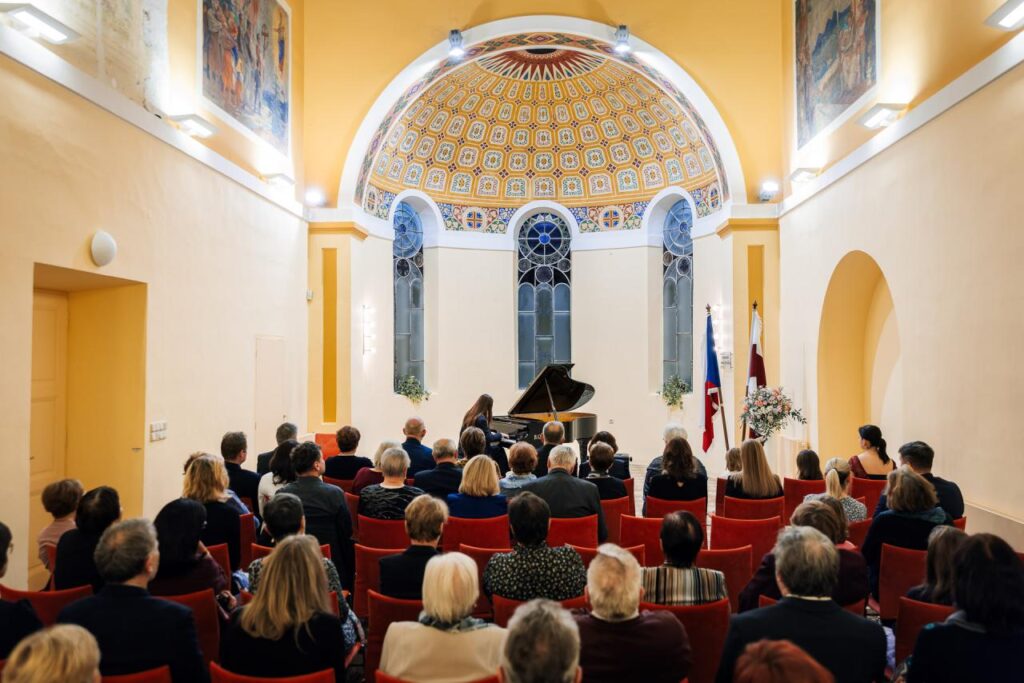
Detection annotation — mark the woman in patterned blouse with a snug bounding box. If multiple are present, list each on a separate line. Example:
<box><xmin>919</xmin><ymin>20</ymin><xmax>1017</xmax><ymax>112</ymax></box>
<box><xmin>641</xmin><ymin>510</ymin><xmax>727</xmax><ymax>606</ymax></box>
<box><xmin>358</xmin><ymin>448</ymin><xmax>424</xmax><ymax>520</ymax></box>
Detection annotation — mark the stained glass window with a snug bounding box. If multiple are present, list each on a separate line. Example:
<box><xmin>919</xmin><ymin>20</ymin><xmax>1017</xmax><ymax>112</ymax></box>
<box><xmin>663</xmin><ymin>199</ymin><xmax>693</xmax><ymax>388</ymax></box>
<box><xmin>393</xmin><ymin>202</ymin><xmax>425</xmax><ymax>391</ymax></box>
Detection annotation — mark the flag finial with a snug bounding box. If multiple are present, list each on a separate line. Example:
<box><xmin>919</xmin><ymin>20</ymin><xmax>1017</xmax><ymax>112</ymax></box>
<box><xmin>706</xmin><ymin>304</ymin><xmax>712</xmax><ymax>314</ymax></box>
<box><xmin>752</xmin><ymin>300</ymin><xmax>758</xmax><ymax>310</ymax></box>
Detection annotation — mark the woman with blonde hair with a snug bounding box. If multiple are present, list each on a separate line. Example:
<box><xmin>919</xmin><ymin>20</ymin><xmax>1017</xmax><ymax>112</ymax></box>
<box><xmin>725</xmin><ymin>439</ymin><xmax>782</xmax><ymax>499</ymax></box>
<box><xmin>804</xmin><ymin>457</ymin><xmax>867</xmax><ymax>522</ymax></box>
<box><xmin>352</xmin><ymin>440</ymin><xmax>401</xmax><ymax>494</ymax></box>
<box><xmin>222</xmin><ymin>535</ymin><xmax>346</xmax><ymax>681</ymax></box>
<box><xmin>183</xmin><ymin>452</ymin><xmax>243</xmax><ymax>571</ymax></box>
<box><xmin>2</xmin><ymin>624</ymin><xmax>100</xmax><ymax>683</ymax></box>
<box><xmin>446</xmin><ymin>455</ymin><xmax>507</xmax><ymax>518</ymax></box>
<box><xmin>380</xmin><ymin>552</ymin><xmax>506</xmax><ymax>681</ymax></box>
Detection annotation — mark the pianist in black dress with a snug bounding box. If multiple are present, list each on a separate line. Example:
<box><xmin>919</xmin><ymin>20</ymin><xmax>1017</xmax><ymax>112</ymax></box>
<box><xmin>460</xmin><ymin>394</ymin><xmax>509</xmax><ymax>474</ymax></box>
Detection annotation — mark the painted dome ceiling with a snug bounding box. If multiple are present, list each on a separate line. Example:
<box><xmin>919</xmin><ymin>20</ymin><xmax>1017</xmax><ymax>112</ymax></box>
<box><xmin>359</xmin><ymin>33</ymin><xmax>728</xmax><ymax>233</ymax></box>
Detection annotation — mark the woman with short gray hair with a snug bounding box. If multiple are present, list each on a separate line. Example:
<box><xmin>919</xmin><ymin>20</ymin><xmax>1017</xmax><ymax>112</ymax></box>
<box><xmin>358</xmin><ymin>448</ymin><xmax>424</xmax><ymax>520</ymax></box>
<box><xmin>502</xmin><ymin>599</ymin><xmax>580</xmax><ymax>683</ymax></box>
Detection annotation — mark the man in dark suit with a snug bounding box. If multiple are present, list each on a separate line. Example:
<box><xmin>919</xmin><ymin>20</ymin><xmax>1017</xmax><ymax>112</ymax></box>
<box><xmin>58</xmin><ymin>519</ymin><xmax>207</xmax><ymax>682</ymax></box>
<box><xmin>874</xmin><ymin>441</ymin><xmax>964</xmax><ymax>519</ymax></box>
<box><xmin>256</xmin><ymin>422</ymin><xmax>299</xmax><ymax>475</ymax></box>
<box><xmin>222</xmin><ymin>431</ymin><xmax>260</xmax><ymax>511</ymax></box>
<box><xmin>379</xmin><ymin>494</ymin><xmax>446</xmax><ymax>599</ymax></box>
<box><xmin>523</xmin><ymin>445</ymin><xmax>607</xmax><ymax>543</ymax></box>
<box><xmin>716</xmin><ymin>526</ymin><xmax>886</xmax><ymax>683</ymax></box>
<box><xmin>401</xmin><ymin>417</ymin><xmax>435</xmax><ymax>476</ymax></box>
<box><xmin>413</xmin><ymin>438</ymin><xmax>463</xmax><ymax>499</ymax></box>
<box><xmin>533</xmin><ymin>421</ymin><xmax>564</xmax><ymax>476</ymax></box>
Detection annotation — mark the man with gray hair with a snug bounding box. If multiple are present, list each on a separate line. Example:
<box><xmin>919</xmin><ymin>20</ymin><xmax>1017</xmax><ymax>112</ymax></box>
<box><xmin>523</xmin><ymin>444</ymin><xmax>607</xmax><ymax>542</ymax></box>
<box><xmin>401</xmin><ymin>416</ymin><xmax>435</xmax><ymax>476</ymax></box>
<box><xmin>501</xmin><ymin>599</ymin><xmax>581</xmax><ymax>683</ymax></box>
<box><xmin>359</xmin><ymin>447</ymin><xmax>425</xmax><ymax>520</ymax></box>
<box><xmin>574</xmin><ymin>544</ymin><xmax>691</xmax><ymax>682</ymax></box>
<box><xmin>58</xmin><ymin>519</ymin><xmax>207</xmax><ymax>682</ymax></box>
<box><xmin>715</xmin><ymin>526</ymin><xmax>886</xmax><ymax>683</ymax></box>
<box><xmin>533</xmin><ymin>420</ymin><xmax>565</xmax><ymax>476</ymax></box>
<box><xmin>643</xmin><ymin>423</ymin><xmax>708</xmax><ymax>503</ymax></box>
<box><xmin>413</xmin><ymin>437</ymin><xmax>463</xmax><ymax>499</ymax></box>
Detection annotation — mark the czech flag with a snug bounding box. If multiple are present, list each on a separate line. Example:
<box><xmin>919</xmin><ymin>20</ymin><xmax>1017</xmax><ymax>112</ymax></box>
<box><xmin>701</xmin><ymin>310</ymin><xmax>722</xmax><ymax>452</ymax></box>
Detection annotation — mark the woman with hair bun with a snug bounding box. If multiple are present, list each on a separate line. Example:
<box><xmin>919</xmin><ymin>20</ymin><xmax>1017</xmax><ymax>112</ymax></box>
<box><xmin>805</xmin><ymin>457</ymin><xmax>867</xmax><ymax>522</ymax></box>
<box><xmin>848</xmin><ymin>425</ymin><xmax>895</xmax><ymax>479</ymax></box>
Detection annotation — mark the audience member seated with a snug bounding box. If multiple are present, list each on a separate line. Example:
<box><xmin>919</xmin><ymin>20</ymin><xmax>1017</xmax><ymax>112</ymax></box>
<box><xmin>906</xmin><ymin>533</ymin><xmax>1024</xmax><ymax>683</ymax></box>
<box><xmin>380</xmin><ymin>494</ymin><xmax>447</xmax><ymax>600</ymax></box>
<box><xmin>324</xmin><ymin>425</ymin><xmax>373</xmax><ymax>481</ymax></box>
<box><xmin>148</xmin><ymin>499</ymin><xmax>231</xmax><ymax>604</ymax></box>
<box><xmin>401</xmin><ymin>417</ymin><xmax>435</xmax><ymax>476</ymax></box>
<box><xmin>54</xmin><ymin>486</ymin><xmax>121</xmax><ymax>591</ymax></box>
<box><xmin>641</xmin><ymin>511</ymin><xmax>727</xmax><ymax>606</ymax></box>
<box><xmin>484</xmin><ymin>492</ymin><xmax>586</xmax><ymax>601</ymax></box>
<box><xmin>574</xmin><ymin>544</ymin><xmax>692</xmax><ymax>683</ymax></box>
<box><xmin>3</xmin><ymin>624</ymin><xmax>100</xmax><ymax>683</ymax></box>
<box><xmin>500</xmin><ymin>442</ymin><xmax>538</xmax><ymax>494</ymax></box>
<box><xmin>645</xmin><ymin>424</ymin><xmax>709</xmax><ymax>499</ymax></box>
<box><xmin>583</xmin><ymin>443</ymin><xmax>628</xmax><ymax>500</ymax></box>
<box><xmin>0</xmin><ymin>520</ymin><xmax>42</xmax><ymax>659</ymax></box>
<box><xmin>717</xmin><ymin>526</ymin><xmax>886</xmax><ymax>683</ymax></box>
<box><xmin>804</xmin><ymin>458</ymin><xmax>867</xmax><ymax>523</ymax></box>
<box><xmin>359</xmin><ymin>448</ymin><xmax>425</xmax><ymax>520</ymax></box>
<box><xmin>447</xmin><ymin>455</ymin><xmax>508</xmax><ymax>518</ymax></box>
<box><xmin>458</xmin><ymin>425</ymin><xmax>487</xmax><ymax>466</ymax></box>
<box><xmin>848</xmin><ymin>424</ymin><xmax>895</xmax><ymax>479</ymax></box>
<box><xmin>256</xmin><ymin>439</ymin><xmax>297</xmax><ymax>516</ymax></box>
<box><xmin>739</xmin><ymin>501</ymin><xmax>867</xmax><ymax>612</ymax></box>
<box><xmin>461</xmin><ymin>393</ymin><xmax>510</xmax><ymax>474</ymax></box>
<box><xmin>256</xmin><ymin>422</ymin><xmax>298</xmax><ymax>475</ymax></box>
<box><xmin>380</xmin><ymin>553</ymin><xmax>507</xmax><ymax>681</ymax></box>
<box><xmin>524</xmin><ymin>445</ymin><xmax>607</xmax><ymax>543</ymax></box>
<box><xmin>725</xmin><ymin>440</ymin><xmax>783</xmax><ymax>500</ymax></box>
<box><xmin>578</xmin><ymin>431</ymin><xmax>630</xmax><ymax>479</ymax></box>
<box><xmin>733</xmin><ymin>639</ymin><xmax>835</xmax><ymax>683</ymax></box>
<box><xmin>500</xmin><ymin>599</ymin><xmax>581</xmax><ymax>683</ymax></box>
<box><xmin>861</xmin><ymin>467</ymin><xmax>951</xmax><ymax>597</ymax></box>
<box><xmin>222</xmin><ymin>431</ymin><xmax>259</xmax><ymax>512</ymax></box>
<box><xmin>183</xmin><ymin>453</ymin><xmax>243</xmax><ymax>572</ymax></box>
<box><xmin>352</xmin><ymin>440</ymin><xmax>399</xmax><ymax>494</ymax></box>
<box><xmin>796</xmin><ymin>449</ymin><xmax>823</xmax><ymax>480</ymax></box>
<box><xmin>222</xmin><ymin>536</ymin><xmax>346</xmax><ymax>683</ymax></box>
<box><xmin>58</xmin><ymin>519</ymin><xmax>207</xmax><ymax>682</ymax></box>
<box><xmin>875</xmin><ymin>441</ymin><xmax>964</xmax><ymax>520</ymax></box>
<box><xmin>413</xmin><ymin>438</ymin><xmax>463</xmax><ymax>499</ymax></box>
<box><xmin>534</xmin><ymin>420</ymin><xmax>565</xmax><ymax>476</ymax></box>
<box><xmin>724</xmin><ymin>447</ymin><xmax>742</xmax><ymax>475</ymax></box>
<box><xmin>646</xmin><ymin>436</ymin><xmax>708</xmax><ymax>504</ymax></box>
<box><xmin>36</xmin><ymin>478</ymin><xmax>83</xmax><ymax>572</ymax></box>
<box><xmin>279</xmin><ymin>442</ymin><xmax>355</xmax><ymax>589</ymax></box>
<box><xmin>183</xmin><ymin>452</ymin><xmax>249</xmax><ymax>514</ymax></box>
<box><xmin>905</xmin><ymin>525</ymin><xmax>967</xmax><ymax>606</ymax></box>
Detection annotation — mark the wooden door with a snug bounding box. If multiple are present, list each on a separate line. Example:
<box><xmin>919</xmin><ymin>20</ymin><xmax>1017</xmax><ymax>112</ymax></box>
<box><xmin>254</xmin><ymin>336</ymin><xmax>287</xmax><ymax>455</ymax></box>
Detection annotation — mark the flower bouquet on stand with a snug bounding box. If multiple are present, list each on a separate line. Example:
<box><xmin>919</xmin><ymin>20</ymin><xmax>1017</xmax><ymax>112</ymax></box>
<box><xmin>740</xmin><ymin>387</ymin><xmax>806</xmax><ymax>442</ymax></box>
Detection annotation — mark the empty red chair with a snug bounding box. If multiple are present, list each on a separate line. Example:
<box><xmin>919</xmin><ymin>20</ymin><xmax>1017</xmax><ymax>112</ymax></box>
<box><xmin>847</xmin><ymin>518</ymin><xmax>871</xmax><ymax>549</ymax></box>
<box><xmin>645</xmin><ymin>496</ymin><xmax>707</xmax><ymax>520</ymax></box>
<box><xmin>873</xmin><ymin>544</ymin><xmax>927</xmax><ymax>621</ymax></box>
<box><xmin>694</xmin><ymin>546</ymin><xmax>752</xmax><ymax>613</ymax></box>
<box><xmin>376</xmin><ymin>674</ymin><xmax>497</xmax><ymax>683</ymax></box>
<box><xmin>207</xmin><ymin>544</ymin><xmax>231</xmax><ymax>579</ymax></box>
<box><xmin>640</xmin><ymin>599</ymin><xmax>730</xmax><ymax>683</ymax></box>
<box><xmin>722</xmin><ymin>496</ymin><xmax>785</xmax><ymax>523</ymax></box>
<box><xmin>714</xmin><ymin>477</ymin><xmax>727</xmax><ymax>516</ymax></box>
<box><xmin>758</xmin><ymin>594</ymin><xmax>865</xmax><ymax>615</ymax></box>
<box><xmin>623</xmin><ymin>478</ymin><xmax>636</xmax><ymax>515</ymax></box>
<box><xmin>952</xmin><ymin>516</ymin><xmax>966</xmax><ymax>531</ymax></box>
<box><xmin>492</xmin><ymin>594</ymin><xmax>587</xmax><ymax>628</ymax></box>
<box><xmin>0</xmin><ymin>584</ymin><xmax>91</xmax><ymax>626</ymax></box>
<box><xmin>239</xmin><ymin>513</ymin><xmax>256</xmax><ymax>570</ymax></box>
<box><xmin>211</xmin><ymin>663</ymin><xmax>334</xmax><ymax>682</ymax></box>
<box><xmin>709</xmin><ymin>515</ymin><xmax>780</xmax><ymax>573</ymax></box>
<box><xmin>354</xmin><ymin>544</ymin><xmax>404</xmax><ymax>615</ymax></box>
<box><xmin>459</xmin><ymin>544</ymin><xmax>512</xmax><ymax>620</ymax></box>
<box><xmin>323</xmin><ymin>476</ymin><xmax>354</xmax><ymax>493</ymax></box>
<box><xmin>314</xmin><ymin>433</ymin><xmax>340</xmax><ymax>458</ymax></box>
<box><xmin>570</xmin><ymin>544</ymin><xmax>645</xmax><ymax>568</ymax></box>
<box><xmin>895</xmin><ymin>597</ymin><xmax>956</xmax><ymax>664</ymax></box>
<box><xmin>547</xmin><ymin>515</ymin><xmax>598</xmax><ymax>548</ymax></box>
<box><xmin>251</xmin><ymin>543</ymin><xmax>332</xmax><ymax>561</ymax></box>
<box><xmin>783</xmin><ymin>478</ymin><xmax>825</xmax><ymax>520</ymax></box>
<box><xmin>345</xmin><ymin>493</ymin><xmax>360</xmax><ymax>539</ymax></box>
<box><xmin>365</xmin><ymin>591</ymin><xmax>423</xmax><ymax>678</ymax></box>
<box><xmin>619</xmin><ymin>515</ymin><xmax>665</xmax><ymax>566</ymax></box>
<box><xmin>442</xmin><ymin>515</ymin><xmax>510</xmax><ymax>552</ymax></box>
<box><xmin>159</xmin><ymin>589</ymin><xmax>220</xmax><ymax>665</ymax></box>
<box><xmin>850</xmin><ymin>477</ymin><xmax>887</xmax><ymax>517</ymax></box>
<box><xmin>599</xmin><ymin>497</ymin><xmax>629</xmax><ymax>544</ymax></box>
<box><xmin>102</xmin><ymin>666</ymin><xmax>172</xmax><ymax>682</ymax></box>
<box><xmin>358</xmin><ymin>516</ymin><xmax>411</xmax><ymax>549</ymax></box>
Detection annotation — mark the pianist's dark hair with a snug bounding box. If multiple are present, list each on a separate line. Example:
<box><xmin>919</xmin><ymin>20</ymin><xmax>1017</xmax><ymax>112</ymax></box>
<box><xmin>462</xmin><ymin>394</ymin><xmax>495</xmax><ymax>432</ymax></box>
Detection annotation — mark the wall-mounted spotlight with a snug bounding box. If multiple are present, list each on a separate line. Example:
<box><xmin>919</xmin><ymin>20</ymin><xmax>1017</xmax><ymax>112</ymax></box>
<box><xmin>304</xmin><ymin>186</ymin><xmax>326</xmax><ymax>206</ymax></box>
<box><xmin>789</xmin><ymin>167</ymin><xmax>821</xmax><ymax>184</ymax></box>
<box><xmin>169</xmin><ymin>113</ymin><xmax>217</xmax><ymax>138</ymax></box>
<box><xmin>986</xmin><ymin>0</ymin><xmax>1024</xmax><ymax>30</ymax></box>
<box><xmin>448</xmin><ymin>29</ymin><xmax>465</xmax><ymax>59</ymax></box>
<box><xmin>2</xmin><ymin>4</ymin><xmax>79</xmax><ymax>44</ymax></box>
<box><xmin>758</xmin><ymin>180</ymin><xmax>780</xmax><ymax>202</ymax></box>
<box><xmin>264</xmin><ymin>173</ymin><xmax>295</xmax><ymax>189</ymax></box>
<box><xmin>858</xmin><ymin>103</ymin><xmax>906</xmax><ymax>130</ymax></box>
<box><xmin>614</xmin><ymin>25</ymin><xmax>631</xmax><ymax>54</ymax></box>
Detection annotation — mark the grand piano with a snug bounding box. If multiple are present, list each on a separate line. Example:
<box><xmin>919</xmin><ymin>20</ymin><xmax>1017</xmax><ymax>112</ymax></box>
<box><xmin>491</xmin><ymin>363</ymin><xmax>598</xmax><ymax>451</ymax></box>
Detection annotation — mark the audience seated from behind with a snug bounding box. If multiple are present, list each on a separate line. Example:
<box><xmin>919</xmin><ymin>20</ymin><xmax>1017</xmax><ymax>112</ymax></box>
<box><xmin>54</xmin><ymin>486</ymin><xmax>121</xmax><ymax>591</ymax></box>
<box><xmin>358</xmin><ymin>448</ymin><xmax>425</xmax><ymax>520</ymax></box>
<box><xmin>0</xmin><ymin>520</ymin><xmax>42</xmax><ymax>659</ymax></box>
<box><xmin>36</xmin><ymin>478</ymin><xmax>83</xmax><ymax>573</ymax></box>
<box><xmin>534</xmin><ymin>420</ymin><xmax>565</xmax><ymax>476</ymax></box>
<box><xmin>500</xmin><ymin>442</ymin><xmax>538</xmax><ymax>494</ymax></box>
<box><xmin>803</xmin><ymin>458</ymin><xmax>867</xmax><ymax>523</ymax></box>
<box><xmin>256</xmin><ymin>422</ymin><xmax>298</xmax><ymax>475</ymax></box>
<box><xmin>148</xmin><ymin>499</ymin><xmax>231</xmax><ymax>604</ymax></box>
<box><xmin>641</xmin><ymin>511</ymin><xmax>727</xmax><ymax>606</ymax></box>
<box><xmin>724</xmin><ymin>440</ymin><xmax>783</xmax><ymax>500</ymax></box>
<box><xmin>222</xmin><ymin>535</ymin><xmax>347</xmax><ymax>683</ymax></box>
<box><xmin>644</xmin><ymin>424</ymin><xmax>708</xmax><ymax>500</ymax></box>
<box><xmin>324</xmin><ymin>425</ymin><xmax>373</xmax><ymax>481</ymax></box>
<box><xmin>183</xmin><ymin>452</ymin><xmax>249</xmax><ymax>515</ymax></box>
<box><xmin>483</xmin><ymin>492</ymin><xmax>586</xmax><ymax>601</ymax></box>
<box><xmin>733</xmin><ymin>639</ymin><xmax>835</xmax><ymax>683</ymax></box>
<box><xmin>646</xmin><ymin>436</ymin><xmax>708</xmax><ymax>504</ymax></box>
<box><xmin>221</xmin><ymin>431</ymin><xmax>259</xmax><ymax>512</ymax></box>
<box><xmin>848</xmin><ymin>424</ymin><xmax>895</xmax><ymax>480</ymax></box>
<box><xmin>723</xmin><ymin>447</ymin><xmax>742</xmax><ymax>476</ymax></box>
<box><xmin>500</xmin><ymin>599</ymin><xmax>581</xmax><ymax>683</ymax></box>
<box><xmin>796</xmin><ymin>449</ymin><xmax>823</xmax><ymax>481</ymax></box>
<box><xmin>352</xmin><ymin>440</ymin><xmax>400</xmax><ymax>494</ymax></box>
<box><xmin>861</xmin><ymin>467</ymin><xmax>951</xmax><ymax>598</ymax></box>
<box><xmin>458</xmin><ymin>425</ymin><xmax>488</xmax><ymax>466</ymax></box>
<box><xmin>739</xmin><ymin>501</ymin><xmax>867</xmax><ymax>612</ymax></box>
<box><xmin>874</xmin><ymin>441</ymin><xmax>964</xmax><ymax>520</ymax></box>
<box><xmin>58</xmin><ymin>519</ymin><xmax>207</xmax><ymax>682</ymax></box>
<box><xmin>905</xmin><ymin>525</ymin><xmax>967</xmax><ymax>606</ymax></box>
<box><xmin>523</xmin><ymin>445</ymin><xmax>607</xmax><ymax>543</ymax></box>
<box><xmin>583</xmin><ymin>442</ymin><xmax>628</xmax><ymax>500</ymax></box>
<box><xmin>3</xmin><ymin>624</ymin><xmax>101</xmax><ymax>683</ymax></box>
<box><xmin>379</xmin><ymin>553</ymin><xmax>507</xmax><ymax>681</ymax></box>
<box><xmin>182</xmin><ymin>453</ymin><xmax>243</xmax><ymax>572</ymax></box>
<box><xmin>717</xmin><ymin>526</ymin><xmax>886</xmax><ymax>683</ymax></box>
<box><xmin>574</xmin><ymin>544</ymin><xmax>692</xmax><ymax>683</ymax></box>
<box><xmin>256</xmin><ymin>439</ymin><xmax>297</xmax><ymax>517</ymax></box>
<box><xmin>906</xmin><ymin>533</ymin><xmax>1024</xmax><ymax>683</ymax></box>
<box><xmin>379</xmin><ymin>494</ymin><xmax>447</xmax><ymax>600</ymax></box>
<box><xmin>578</xmin><ymin>431</ymin><xmax>631</xmax><ymax>480</ymax></box>
<box><xmin>401</xmin><ymin>417</ymin><xmax>435</xmax><ymax>476</ymax></box>
<box><xmin>413</xmin><ymin>438</ymin><xmax>463</xmax><ymax>499</ymax></box>
<box><xmin>447</xmin><ymin>455</ymin><xmax>508</xmax><ymax>518</ymax></box>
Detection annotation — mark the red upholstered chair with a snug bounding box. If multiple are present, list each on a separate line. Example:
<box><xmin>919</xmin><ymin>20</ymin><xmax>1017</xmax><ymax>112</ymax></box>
<box><xmin>872</xmin><ymin>544</ymin><xmax>927</xmax><ymax>621</ymax></box>
<box><xmin>758</xmin><ymin>594</ymin><xmax>865</xmax><ymax>615</ymax></box>
<box><xmin>206</xmin><ymin>544</ymin><xmax>231</xmax><ymax>580</ymax></box>
<box><xmin>783</xmin><ymin>478</ymin><xmax>825</xmax><ymax>520</ymax></box>
<box><xmin>366</xmin><ymin>591</ymin><xmax>423</xmax><ymax>678</ymax></box>
<box><xmin>240</xmin><ymin>498</ymin><xmax>256</xmax><ymax>515</ymax></box>
<box><xmin>0</xmin><ymin>584</ymin><xmax>92</xmax><ymax>626</ymax></box>
<box><xmin>619</xmin><ymin>515</ymin><xmax>665</xmax><ymax>567</ymax></box>
<box><xmin>459</xmin><ymin>544</ymin><xmax>512</xmax><ymax>620</ymax></box>
<box><xmin>714</xmin><ymin>477</ymin><xmax>727</xmax><ymax>517</ymax></box>
<box><xmin>722</xmin><ymin>496</ymin><xmax>785</xmax><ymax>523</ymax></box>
<box><xmin>709</xmin><ymin>515</ymin><xmax>780</xmax><ymax>573</ymax></box>
<box><xmin>45</xmin><ymin>545</ymin><xmax>58</xmax><ymax>581</ymax></box>
<box><xmin>847</xmin><ymin>519</ymin><xmax>871</xmax><ymax>549</ymax></box>
<box><xmin>599</xmin><ymin>497</ymin><xmax>630</xmax><ymax>544</ymax></box>
<box><xmin>492</xmin><ymin>594</ymin><xmax>587</xmax><ymax>628</ymax></box>
<box><xmin>547</xmin><ymin>515</ymin><xmax>598</xmax><ymax>548</ymax></box>
<box><xmin>850</xmin><ymin>478</ymin><xmax>887</xmax><ymax>517</ymax></box>
<box><xmin>694</xmin><ymin>546</ymin><xmax>753</xmax><ymax>613</ymax></box>
<box><xmin>442</xmin><ymin>516</ymin><xmax>510</xmax><ymax>552</ymax></box>
<box><xmin>159</xmin><ymin>589</ymin><xmax>220</xmax><ymax>665</ymax></box>
<box><xmin>358</xmin><ymin>516</ymin><xmax>411</xmax><ymax>549</ymax></box>
<box><xmin>895</xmin><ymin>597</ymin><xmax>956</xmax><ymax>665</ymax></box>
<box><xmin>570</xmin><ymin>544</ymin><xmax>645</xmax><ymax>568</ymax></box>
<box><xmin>640</xmin><ymin>599</ymin><xmax>730</xmax><ymax>683</ymax></box>
<box><xmin>344</xmin><ymin>493</ymin><xmax>360</xmax><ymax>539</ymax></box>
<box><xmin>376</xmin><ymin>674</ymin><xmax>498</xmax><ymax>683</ymax></box>
<box><xmin>952</xmin><ymin>516</ymin><xmax>967</xmax><ymax>531</ymax></box>
<box><xmin>239</xmin><ymin>513</ymin><xmax>256</xmax><ymax>570</ymax></box>
<box><xmin>251</xmin><ymin>543</ymin><xmax>332</xmax><ymax>561</ymax></box>
<box><xmin>644</xmin><ymin>496</ymin><xmax>707</xmax><ymax>521</ymax></box>
<box><xmin>323</xmin><ymin>475</ymin><xmax>354</xmax><ymax>493</ymax></box>
<box><xmin>623</xmin><ymin>478</ymin><xmax>636</xmax><ymax>515</ymax></box>
<box><xmin>211</xmin><ymin>663</ymin><xmax>334</xmax><ymax>682</ymax></box>
<box><xmin>314</xmin><ymin>433</ymin><xmax>340</xmax><ymax>458</ymax></box>
<box><xmin>102</xmin><ymin>666</ymin><xmax>173</xmax><ymax>682</ymax></box>
<box><xmin>354</xmin><ymin>544</ymin><xmax>404</xmax><ymax>615</ymax></box>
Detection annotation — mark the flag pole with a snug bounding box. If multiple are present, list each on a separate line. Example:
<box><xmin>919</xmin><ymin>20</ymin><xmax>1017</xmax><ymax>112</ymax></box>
<box><xmin>741</xmin><ymin>301</ymin><xmax>757</xmax><ymax>440</ymax></box>
<box><xmin>708</xmin><ymin>304</ymin><xmax>731</xmax><ymax>451</ymax></box>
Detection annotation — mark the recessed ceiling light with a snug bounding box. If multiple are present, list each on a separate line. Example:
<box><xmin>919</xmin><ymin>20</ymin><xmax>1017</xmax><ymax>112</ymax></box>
<box><xmin>759</xmin><ymin>180</ymin><xmax>780</xmax><ymax>202</ymax></box>
<box><xmin>3</xmin><ymin>4</ymin><xmax>79</xmax><ymax>44</ymax></box>
<box><xmin>304</xmin><ymin>186</ymin><xmax>326</xmax><ymax>206</ymax></box>
<box><xmin>614</xmin><ymin>25</ymin><xmax>631</xmax><ymax>54</ymax></box>
<box><xmin>448</xmin><ymin>29</ymin><xmax>465</xmax><ymax>59</ymax></box>
<box><xmin>789</xmin><ymin>167</ymin><xmax>820</xmax><ymax>183</ymax></box>
<box><xmin>986</xmin><ymin>0</ymin><xmax>1024</xmax><ymax>30</ymax></box>
<box><xmin>858</xmin><ymin>103</ymin><xmax>906</xmax><ymax>130</ymax></box>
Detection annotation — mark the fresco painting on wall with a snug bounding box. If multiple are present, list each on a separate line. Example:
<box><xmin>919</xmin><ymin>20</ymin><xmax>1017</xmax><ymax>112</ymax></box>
<box><xmin>795</xmin><ymin>0</ymin><xmax>877</xmax><ymax>148</ymax></box>
<box><xmin>201</xmin><ymin>0</ymin><xmax>290</xmax><ymax>154</ymax></box>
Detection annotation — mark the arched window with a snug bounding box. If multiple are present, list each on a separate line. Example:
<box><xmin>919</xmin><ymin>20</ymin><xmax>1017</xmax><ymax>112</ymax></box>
<box><xmin>663</xmin><ymin>199</ymin><xmax>694</xmax><ymax>389</ymax></box>
<box><xmin>393</xmin><ymin>201</ymin><xmax>425</xmax><ymax>391</ymax></box>
<box><xmin>516</xmin><ymin>212</ymin><xmax>572</xmax><ymax>389</ymax></box>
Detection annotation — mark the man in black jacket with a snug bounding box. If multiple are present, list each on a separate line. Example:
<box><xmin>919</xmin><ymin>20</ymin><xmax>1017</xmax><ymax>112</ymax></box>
<box><xmin>873</xmin><ymin>441</ymin><xmax>964</xmax><ymax>519</ymax></box>
<box><xmin>533</xmin><ymin>421</ymin><xmax>564</xmax><ymax>476</ymax></box>
<box><xmin>222</xmin><ymin>431</ymin><xmax>259</xmax><ymax>510</ymax></box>
<box><xmin>401</xmin><ymin>417</ymin><xmax>435</xmax><ymax>476</ymax></box>
<box><xmin>379</xmin><ymin>494</ymin><xmax>446</xmax><ymax>599</ymax></box>
<box><xmin>413</xmin><ymin>438</ymin><xmax>463</xmax><ymax>499</ymax></box>
<box><xmin>256</xmin><ymin>422</ymin><xmax>298</xmax><ymax>475</ymax></box>
<box><xmin>523</xmin><ymin>445</ymin><xmax>607</xmax><ymax>543</ymax></box>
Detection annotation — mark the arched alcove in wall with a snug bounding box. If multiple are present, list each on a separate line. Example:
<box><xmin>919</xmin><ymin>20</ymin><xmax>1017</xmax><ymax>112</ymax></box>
<box><xmin>817</xmin><ymin>251</ymin><xmax>903</xmax><ymax>457</ymax></box>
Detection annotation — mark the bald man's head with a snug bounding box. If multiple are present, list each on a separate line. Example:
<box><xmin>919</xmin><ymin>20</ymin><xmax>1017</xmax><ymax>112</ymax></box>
<box><xmin>404</xmin><ymin>417</ymin><xmax>426</xmax><ymax>440</ymax></box>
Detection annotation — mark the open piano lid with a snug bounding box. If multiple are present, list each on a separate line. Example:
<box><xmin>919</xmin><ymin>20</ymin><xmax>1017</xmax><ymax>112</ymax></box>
<box><xmin>508</xmin><ymin>363</ymin><xmax>595</xmax><ymax>415</ymax></box>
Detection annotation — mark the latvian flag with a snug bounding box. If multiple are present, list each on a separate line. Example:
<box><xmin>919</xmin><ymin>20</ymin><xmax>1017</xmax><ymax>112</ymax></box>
<box><xmin>701</xmin><ymin>311</ymin><xmax>723</xmax><ymax>453</ymax></box>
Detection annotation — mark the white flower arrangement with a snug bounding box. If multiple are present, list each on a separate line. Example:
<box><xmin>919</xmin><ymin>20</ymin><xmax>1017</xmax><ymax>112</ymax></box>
<box><xmin>740</xmin><ymin>386</ymin><xmax>806</xmax><ymax>441</ymax></box>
